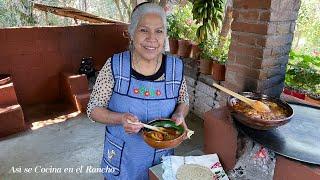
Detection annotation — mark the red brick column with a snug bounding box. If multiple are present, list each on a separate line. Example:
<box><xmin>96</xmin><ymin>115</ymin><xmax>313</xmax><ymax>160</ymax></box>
<box><xmin>222</xmin><ymin>0</ymin><xmax>301</xmax><ymax>101</ymax></box>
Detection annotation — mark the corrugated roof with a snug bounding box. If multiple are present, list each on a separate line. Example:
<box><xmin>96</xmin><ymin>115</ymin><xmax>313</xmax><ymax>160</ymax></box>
<box><xmin>33</xmin><ymin>3</ymin><xmax>127</xmax><ymax>24</ymax></box>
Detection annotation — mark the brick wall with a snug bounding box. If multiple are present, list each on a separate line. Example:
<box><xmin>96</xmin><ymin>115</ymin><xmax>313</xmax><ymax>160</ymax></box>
<box><xmin>183</xmin><ymin>58</ymin><xmax>220</xmax><ymax>119</ymax></box>
<box><xmin>0</xmin><ymin>24</ymin><xmax>128</xmax><ymax>106</ymax></box>
<box><xmin>223</xmin><ymin>0</ymin><xmax>301</xmax><ymax>103</ymax></box>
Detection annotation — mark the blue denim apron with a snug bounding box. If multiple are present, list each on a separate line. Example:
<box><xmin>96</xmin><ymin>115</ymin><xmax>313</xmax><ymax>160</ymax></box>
<box><xmin>101</xmin><ymin>51</ymin><xmax>184</xmax><ymax>180</ymax></box>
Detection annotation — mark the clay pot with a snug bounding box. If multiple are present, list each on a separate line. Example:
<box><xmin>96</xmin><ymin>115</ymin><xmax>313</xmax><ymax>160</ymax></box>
<box><xmin>283</xmin><ymin>87</ymin><xmax>292</xmax><ymax>95</ymax></box>
<box><xmin>169</xmin><ymin>38</ymin><xmax>178</xmax><ymax>54</ymax></box>
<box><xmin>190</xmin><ymin>43</ymin><xmax>201</xmax><ymax>59</ymax></box>
<box><xmin>305</xmin><ymin>95</ymin><xmax>320</xmax><ymax>105</ymax></box>
<box><xmin>177</xmin><ymin>39</ymin><xmax>192</xmax><ymax>58</ymax></box>
<box><xmin>142</xmin><ymin>119</ymin><xmax>186</xmax><ymax>149</ymax></box>
<box><xmin>212</xmin><ymin>61</ymin><xmax>226</xmax><ymax>81</ymax></box>
<box><xmin>291</xmin><ymin>91</ymin><xmax>306</xmax><ymax>100</ymax></box>
<box><xmin>199</xmin><ymin>59</ymin><xmax>213</xmax><ymax>75</ymax></box>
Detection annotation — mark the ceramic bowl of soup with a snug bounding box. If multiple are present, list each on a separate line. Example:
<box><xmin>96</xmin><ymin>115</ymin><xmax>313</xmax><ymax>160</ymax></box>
<box><xmin>142</xmin><ymin>119</ymin><xmax>186</xmax><ymax>149</ymax></box>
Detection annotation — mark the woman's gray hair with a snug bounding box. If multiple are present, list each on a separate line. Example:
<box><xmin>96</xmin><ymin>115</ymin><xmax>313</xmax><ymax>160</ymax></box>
<box><xmin>128</xmin><ymin>3</ymin><xmax>167</xmax><ymax>50</ymax></box>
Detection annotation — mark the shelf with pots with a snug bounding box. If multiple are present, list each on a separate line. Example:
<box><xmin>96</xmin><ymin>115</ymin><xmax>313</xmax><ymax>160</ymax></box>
<box><xmin>195</xmin><ymin>34</ymin><xmax>229</xmax><ymax>81</ymax></box>
<box><xmin>167</xmin><ymin>3</ymin><xmax>198</xmax><ymax>58</ymax></box>
<box><xmin>167</xmin><ymin>0</ymin><xmax>229</xmax><ymax>81</ymax></box>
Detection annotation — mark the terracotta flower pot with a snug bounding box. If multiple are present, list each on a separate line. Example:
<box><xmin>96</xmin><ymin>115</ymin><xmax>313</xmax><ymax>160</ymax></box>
<box><xmin>291</xmin><ymin>91</ymin><xmax>306</xmax><ymax>100</ymax></box>
<box><xmin>177</xmin><ymin>39</ymin><xmax>192</xmax><ymax>58</ymax></box>
<box><xmin>305</xmin><ymin>95</ymin><xmax>320</xmax><ymax>105</ymax></box>
<box><xmin>169</xmin><ymin>38</ymin><xmax>178</xmax><ymax>54</ymax></box>
<box><xmin>212</xmin><ymin>61</ymin><xmax>226</xmax><ymax>81</ymax></box>
<box><xmin>199</xmin><ymin>59</ymin><xmax>213</xmax><ymax>75</ymax></box>
<box><xmin>283</xmin><ymin>87</ymin><xmax>292</xmax><ymax>95</ymax></box>
<box><xmin>190</xmin><ymin>43</ymin><xmax>201</xmax><ymax>59</ymax></box>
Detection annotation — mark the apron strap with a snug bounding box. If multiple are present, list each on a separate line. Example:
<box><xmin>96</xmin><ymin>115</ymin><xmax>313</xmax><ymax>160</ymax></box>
<box><xmin>111</xmin><ymin>51</ymin><xmax>131</xmax><ymax>95</ymax></box>
<box><xmin>165</xmin><ymin>55</ymin><xmax>184</xmax><ymax>99</ymax></box>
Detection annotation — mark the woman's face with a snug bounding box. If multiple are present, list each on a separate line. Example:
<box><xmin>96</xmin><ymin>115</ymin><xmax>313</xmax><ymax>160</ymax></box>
<box><xmin>133</xmin><ymin>13</ymin><xmax>165</xmax><ymax>62</ymax></box>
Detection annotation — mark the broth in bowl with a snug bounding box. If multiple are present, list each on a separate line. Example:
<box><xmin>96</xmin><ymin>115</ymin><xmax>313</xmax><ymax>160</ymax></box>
<box><xmin>142</xmin><ymin>119</ymin><xmax>186</xmax><ymax>149</ymax></box>
<box><xmin>145</xmin><ymin>127</ymin><xmax>182</xmax><ymax>141</ymax></box>
<box><xmin>233</xmin><ymin>99</ymin><xmax>288</xmax><ymax>121</ymax></box>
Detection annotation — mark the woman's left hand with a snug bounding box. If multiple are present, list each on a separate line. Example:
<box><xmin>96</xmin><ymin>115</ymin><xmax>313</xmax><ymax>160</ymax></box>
<box><xmin>171</xmin><ymin>113</ymin><xmax>193</xmax><ymax>140</ymax></box>
<box><xmin>171</xmin><ymin>113</ymin><xmax>184</xmax><ymax>126</ymax></box>
<box><xmin>171</xmin><ymin>113</ymin><xmax>189</xmax><ymax>131</ymax></box>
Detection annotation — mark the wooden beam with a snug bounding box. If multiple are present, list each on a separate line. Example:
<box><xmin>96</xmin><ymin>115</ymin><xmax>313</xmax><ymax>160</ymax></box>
<box><xmin>33</xmin><ymin>3</ymin><xmax>127</xmax><ymax>24</ymax></box>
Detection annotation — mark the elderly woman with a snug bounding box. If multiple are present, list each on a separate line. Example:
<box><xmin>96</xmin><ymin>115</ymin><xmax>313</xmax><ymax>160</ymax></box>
<box><xmin>87</xmin><ymin>2</ymin><xmax>189</xmax><ymax>180</ymax></box>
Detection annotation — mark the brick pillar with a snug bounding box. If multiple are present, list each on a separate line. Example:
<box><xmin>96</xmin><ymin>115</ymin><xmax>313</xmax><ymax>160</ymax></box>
<box><xmin>222</xmin><ymin>0</ymin><xmax>301</xmax><ymax>102</ymax></box>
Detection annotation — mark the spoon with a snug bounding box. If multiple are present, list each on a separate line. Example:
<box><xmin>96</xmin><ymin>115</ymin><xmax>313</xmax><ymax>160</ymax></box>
<box><xmin>212</xmin><ymin>83</ymin><xmax>271</xmax><ymax>113</ymax></box>
<box><xmin>127</xmin><ymin>120</ymin><xmax>195</xmax><ymax>139</ymax></box>
<box><xmin>127</xmin><ymin>120</ymin><xmax>168</xmax><ymax>134</ymax></box>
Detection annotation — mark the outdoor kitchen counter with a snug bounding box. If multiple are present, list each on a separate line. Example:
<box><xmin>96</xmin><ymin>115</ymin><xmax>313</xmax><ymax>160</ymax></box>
<box><xmin>204</xmin><ymin>107</ymin><xmax>320</xmax><ymax>180</ymax></box>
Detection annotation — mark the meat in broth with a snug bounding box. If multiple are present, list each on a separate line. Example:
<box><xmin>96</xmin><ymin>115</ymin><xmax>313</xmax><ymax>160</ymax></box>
<box><xmin>233</xmin><ymin>100</ymin><xmax>287</xmax><ymax>120</ymax></box>
<box><xmin>146</xmin><ymin>127</ymin><xmax>182</xmax><ymax>141</ymax></box>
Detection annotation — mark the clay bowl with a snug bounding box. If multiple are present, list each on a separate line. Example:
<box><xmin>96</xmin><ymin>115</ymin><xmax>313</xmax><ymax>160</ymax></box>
<box><xmin>142</xmin><ymin>119</ymin><xmax>186</xmax><ymax>149</ymax></box>
<box><xmin>227</xmin><ymin>92</ymin><xmax>294</xmax><ymax>130</ymax></box>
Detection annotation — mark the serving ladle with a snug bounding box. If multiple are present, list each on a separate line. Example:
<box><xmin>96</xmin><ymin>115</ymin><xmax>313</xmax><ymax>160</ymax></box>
<box><xmin>212</xmin><ymin>83</ymin><xmax>271</xmax><ymax>113</ymax></box>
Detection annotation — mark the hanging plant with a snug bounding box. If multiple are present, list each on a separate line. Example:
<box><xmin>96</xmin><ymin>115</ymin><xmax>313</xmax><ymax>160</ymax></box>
<box><xmin>192</xmin><ymin>0</ymin><xmax>225</xmax><ymax>43</ymax></box>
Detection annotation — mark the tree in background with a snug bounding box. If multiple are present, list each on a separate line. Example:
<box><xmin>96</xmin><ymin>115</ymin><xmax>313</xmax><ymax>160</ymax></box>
<box><xmin>293</xmin><ymin>0</ymin><xmax>320</xmax><ymax>56</ymax></box>
<box><xmin>0</xmin><ymin>0</ymin><xmax>36</xmax><ymax>27</ymax></box>
<box><xmin>0</xmin><ymin>0</ymin><xmax>136</xmax><ymax>27</ymax></box>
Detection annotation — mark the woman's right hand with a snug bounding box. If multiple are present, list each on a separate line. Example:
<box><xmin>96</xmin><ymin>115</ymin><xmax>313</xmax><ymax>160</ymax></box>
<box><xmin>121</xmin><ymin>113</ymin><xmax>144</xmax><ymax>134</ymax></box>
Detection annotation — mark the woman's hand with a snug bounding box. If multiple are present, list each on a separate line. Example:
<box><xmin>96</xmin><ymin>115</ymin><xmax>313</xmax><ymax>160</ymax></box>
<box><xmin>121</xmin><ymin>113</ymin><xmax>144</xmax><ymax>134</ymax></box>
<box><xmin>171</xmin><ymin>112</ymin><xmax>189</xmax><ymax>131</ymax></box>
<box><xmin>171</xmin><ymin>113</ymin><xmax>193</xmax><ymax>140</ymax></box>
<box><xmin>171</xmin><ymin>113</ymin><xmax>184</xmax><ymax>126</ymax></box>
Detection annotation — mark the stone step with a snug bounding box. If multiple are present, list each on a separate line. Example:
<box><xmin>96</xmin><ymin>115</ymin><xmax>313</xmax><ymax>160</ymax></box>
<box><xmin>0</xmin><ymin>74</ymin><xmax>11</xmax><ymax>86</ymax></box>
<box><xmin>63</xmin><ymin>73</ymin><xmax>89</xmax><ymax>95</ymax></box>
<box><xmin>0</xmin><ymin>104</ymin><xmax>26</xmax><ymax>138</ymax></box>
<box><xmin>0</xmin><ymin>82</ymin><xmax>18</xmax><ymax>107</ymax></box>
<box><xmin>60</xmin><ymin>72</ymin><xmax>89</xmax><ymax>113</ymax></box>
<box><xmin>75</xmin><ymin>93</ymin><xmax>90</xmax><ymax>113</ymax></box>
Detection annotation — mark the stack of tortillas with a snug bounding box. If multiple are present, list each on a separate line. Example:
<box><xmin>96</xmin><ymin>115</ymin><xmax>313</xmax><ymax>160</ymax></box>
<box><xmin>176</xmin><ymin>164</ymin><xmax>214</xmax><ymax>180</ymax></box>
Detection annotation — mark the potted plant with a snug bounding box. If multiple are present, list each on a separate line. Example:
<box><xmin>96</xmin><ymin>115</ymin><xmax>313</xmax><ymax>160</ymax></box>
<box><xmin>192</xmin><ymin>0</ymin><xmax>225</xmax><ymax>74</ymax></box>
<box><xmin>305</xmin><ymin>92</ymin><xmax>320</xmax><ymax>105</ymax></box>
<box><xmin>167</xmin><ymin>14</ymin><xmax>180</xmax><ymax>54</ymax></box>
<box><xmin>168</xmin><ymin>3</ymin><xmax>199</xmax><ymax>57</ymax></box>
<box><xmin>211</xmin><ymin>36</ymin><xmax>230</xmax><ymax>81</ymax></box>
<box><xmin>285</xmin><ymin>51</ymin><xmax>320</xmax><ymax>100</ymax></box>
<box><xmin>190</xmin><ymin>42</ymin><xmax>201</xmax><ymax>59</ymax></box>
<box><xmin>177</xmin><ymin>40</ymin><xmax>192</xmax><ymax>58</ymax></box>
<box><xmin>198</xmin><ymin>36</ymin><xmax>218</xmax><ymax>74</ymax></box>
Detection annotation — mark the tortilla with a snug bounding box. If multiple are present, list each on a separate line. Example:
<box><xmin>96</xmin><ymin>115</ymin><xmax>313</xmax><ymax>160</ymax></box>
<box><xmin>176</xmin><ymin>164</ymin><xmax>213</xmax><ymax>180</ymax></box>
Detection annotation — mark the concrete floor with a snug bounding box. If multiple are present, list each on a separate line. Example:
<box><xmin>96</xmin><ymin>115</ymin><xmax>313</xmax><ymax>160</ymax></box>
<box><xmin>0</xmin><ymin>112</ymin><xmax>203</xmax><ymax>180</ymax></box>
